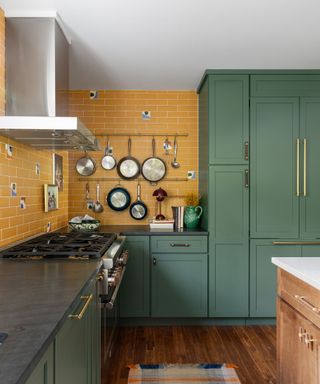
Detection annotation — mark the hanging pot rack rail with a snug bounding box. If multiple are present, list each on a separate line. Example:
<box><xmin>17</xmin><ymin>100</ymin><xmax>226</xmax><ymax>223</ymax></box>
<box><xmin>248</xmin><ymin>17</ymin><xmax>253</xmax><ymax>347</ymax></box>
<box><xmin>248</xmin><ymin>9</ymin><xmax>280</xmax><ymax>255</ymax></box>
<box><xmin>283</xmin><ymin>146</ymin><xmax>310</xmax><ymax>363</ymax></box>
<box><xmin>95</xmin><ymin>133</ymin><xmax>189</xmax><ymax>137</ymax></box>
<box><xmin>78</xmin><ymin>177</ymin><xmax>189</xmax><ymax>182</ymax></box>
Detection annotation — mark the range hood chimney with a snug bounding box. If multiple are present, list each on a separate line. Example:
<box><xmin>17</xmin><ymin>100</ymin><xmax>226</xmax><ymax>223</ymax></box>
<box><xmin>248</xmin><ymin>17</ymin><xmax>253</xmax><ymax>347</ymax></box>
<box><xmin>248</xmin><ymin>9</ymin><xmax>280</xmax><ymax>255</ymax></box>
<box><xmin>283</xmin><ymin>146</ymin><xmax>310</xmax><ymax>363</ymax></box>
<box><xmin>0</xmin><ymin>17</ymin><xmax>100</xmax><ymax>151</ymax></box>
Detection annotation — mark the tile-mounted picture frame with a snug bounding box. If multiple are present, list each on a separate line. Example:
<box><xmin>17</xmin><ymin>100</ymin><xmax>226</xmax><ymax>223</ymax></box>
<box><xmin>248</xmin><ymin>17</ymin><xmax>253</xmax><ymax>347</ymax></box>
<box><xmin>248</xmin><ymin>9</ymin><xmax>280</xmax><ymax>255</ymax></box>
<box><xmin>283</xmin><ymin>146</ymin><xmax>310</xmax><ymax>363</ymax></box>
<box><xmin>53</xmin><ymin>153</ymin><xmax>63</xmax><ymax>191</ymax></box>
<box><xmin>44</xmin><ymin>184</ymin><xmax>59</xmax><ymax>212</ymax></box>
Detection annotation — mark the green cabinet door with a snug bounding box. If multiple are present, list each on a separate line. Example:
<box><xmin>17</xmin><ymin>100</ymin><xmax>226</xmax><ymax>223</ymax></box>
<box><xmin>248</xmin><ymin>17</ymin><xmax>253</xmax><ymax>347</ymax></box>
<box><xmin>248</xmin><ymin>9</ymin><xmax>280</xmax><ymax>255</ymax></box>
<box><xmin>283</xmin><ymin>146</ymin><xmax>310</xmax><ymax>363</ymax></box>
<box><xmin>250</xmin><ymin>97</ymin><xmax>300</xmax><ymax>238</ymax></box>
<box><xmin>26</xmin><ymin>343</ymin><xmax>54</xmax><ymax>384</ymax></box>
<box><xmin>300</xmin><ymin>98</ymin><xmax>320</xmax><ymax>238</ymax></box>
<box><xmin>119</xmin><ymin>236</ymin><xmax>150</xmax><ymax>317</ymax></box>
<box><xmin>151</xmin><ymin>253</ymin><xmax>207</xmax><ymax>317</ymax></box>
<box><xmin>301</xmin><ymin>245</ymin><xmax>320</xmax><ymax>257</ymax></box>
<box><xmin>250</xmin><ymin>240</ymin><xmax>301</xmax><ymax>317</ymax></box>
<box><xmin>208</xmin><ymin>75</ymin><xmax>249</xmax><ymax>164</ymax></box>
<box><xmin>209</xmin><ymin>166</ymin><xmax>249</xmax><ymax>317</ymax></box>
<box><xmin>55</xmin><ymin>283</ymin><xmax>95</xmax><ymax>384</ymax></box>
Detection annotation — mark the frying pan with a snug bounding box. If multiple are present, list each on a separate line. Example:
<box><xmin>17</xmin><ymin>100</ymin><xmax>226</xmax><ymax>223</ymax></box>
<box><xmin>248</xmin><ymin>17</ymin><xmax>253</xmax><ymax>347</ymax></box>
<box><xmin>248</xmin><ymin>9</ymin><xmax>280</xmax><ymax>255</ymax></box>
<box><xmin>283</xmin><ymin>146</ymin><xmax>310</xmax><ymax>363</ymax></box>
<box><xmin>106</xmin><ymin>185</ymin><xmax>131</xmax><ymax>211</ymax></box>
<box><xmin>117</xmin><ymin>138</ymin><xmax>140</xmax><ymax>180</ymax></box>
<box><xmin>141</xmin><ymin>138</ymin><xmax>166</xmax><ymax>182</ymax></box>
<box><xmin>76</xmin><ymin>151</ymin><xmax>96</xmax><ymax>176</ymax></box>
<box><xmin>101</xmin><ymin>139</ymin><xmax>116</xmax><ymax>170</ymax></box>
<box><xmin>130</xmin><ymin>183</ymin><xmax>148</xmax><ymax>220</ymax></box>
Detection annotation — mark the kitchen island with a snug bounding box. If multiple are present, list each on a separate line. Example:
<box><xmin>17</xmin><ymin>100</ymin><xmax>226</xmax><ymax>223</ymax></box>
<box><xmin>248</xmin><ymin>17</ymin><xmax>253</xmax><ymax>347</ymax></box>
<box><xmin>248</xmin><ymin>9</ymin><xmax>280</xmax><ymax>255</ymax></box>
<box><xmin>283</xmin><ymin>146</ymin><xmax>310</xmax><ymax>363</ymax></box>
<box><xmin>0</xmin><ymin>259</ymin><xmax>101</xmax><ymax>384</ymax></box>
<box><xmin>272</xmin><ymin>257</ymin><xmax>320</xmax><ymax>384</ymax></box>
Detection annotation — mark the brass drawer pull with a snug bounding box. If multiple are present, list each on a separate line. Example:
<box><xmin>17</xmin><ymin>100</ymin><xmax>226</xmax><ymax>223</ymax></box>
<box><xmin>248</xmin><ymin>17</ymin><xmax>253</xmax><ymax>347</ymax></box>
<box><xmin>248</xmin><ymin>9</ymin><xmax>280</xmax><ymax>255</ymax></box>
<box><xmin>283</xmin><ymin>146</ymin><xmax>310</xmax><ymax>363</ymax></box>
<box><xmin>244</xmin><ymin>141</ymin><xmax>249</xmax><ymax>161</ymax></box>
<box><xmin>69</xmin><ymin>294</ymin><xmax>93</xmax><ymax>320</ymax></box>
<box><xmin>296</xmin><ymin>138</ymin><xmax>300</xmax><ymax>197</ymax></box>
<box><xmin>299</xmin><ymin>326</ymin><xmax>307</xmax><ymax>342</ymax></box>
<box><xmin>303</xmin><ymin>138</ymin><xmax>307</xmax><ymax>197</ymax></box>
<box><xmin>294</xmin><ymin>295</ymin><xmax>320</xmax><ymax>314</ymax></box>
<box><xmin>170</xmin><ymin>243</ymin><xmax>191</xmax><ymax>247</ymax></box>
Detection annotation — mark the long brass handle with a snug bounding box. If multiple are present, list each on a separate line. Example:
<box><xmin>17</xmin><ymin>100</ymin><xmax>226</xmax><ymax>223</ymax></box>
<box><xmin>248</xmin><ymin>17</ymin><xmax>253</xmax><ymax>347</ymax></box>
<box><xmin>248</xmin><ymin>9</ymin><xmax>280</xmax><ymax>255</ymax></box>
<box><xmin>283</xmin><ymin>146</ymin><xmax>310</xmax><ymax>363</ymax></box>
<box><xmin>303</xmin><ymin>138</ymin><xmax>307</xmax><ymax>197</ymax></box>
<box><xmin>69</xmin><ymin>294</ymin><xmax>93</xmax><ymax>320</ymax></box>
<box><xmin>244</xmin><ymin>141</ymin><xmax>249</xmax><ymax>161</ymax></box>
<box><xmin>244</xmin><ymin>169</ymin><xmax>249</xmax><ymax>188</ymax></box>
<box><xmin>294</xmin><ymin>295</ymin><xmax>320</xmax><ymax>314</ymax></box>
<box><xmin>273</xmin><ymin>241</ymin><xmax>320</xmax><ymax>245</ymax></box>
<box><xmin>296</xmin><ymin>138</ymin><xmax>300</xmax><ymax>197</ymax></box>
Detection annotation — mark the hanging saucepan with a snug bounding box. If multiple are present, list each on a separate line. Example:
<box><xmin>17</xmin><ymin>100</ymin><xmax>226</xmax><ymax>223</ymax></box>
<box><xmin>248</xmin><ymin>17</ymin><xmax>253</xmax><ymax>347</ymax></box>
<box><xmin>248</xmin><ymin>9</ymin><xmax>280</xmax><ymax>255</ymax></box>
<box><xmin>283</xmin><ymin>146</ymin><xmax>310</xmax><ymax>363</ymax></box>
<box><xmin>130</xmin><ymin>183</ymin><xmax>148</xmax><ymax>220</ymax></box>
<box><xmin>141</xmin><ymin>138</ymin><xmax>166</xmax><ymax>182</ymax></box>
<box><xmin>76</xmin><ymin>151</ymin><xmax>96</xmax><ymax>176</ymax></box>
<box><xmin>106</xmin><ymin>185</ymin><xmax>131</xmax><ymax>211</ymax></box>
<box><xmin>101</xmin><ymin>139</ymin><xmax>116</xmax><ymax>170</ymax></box>
<box><xmin>117</xmin><ymin>138</ymin><xmax>140</xmax><ymax>180</ymax></box>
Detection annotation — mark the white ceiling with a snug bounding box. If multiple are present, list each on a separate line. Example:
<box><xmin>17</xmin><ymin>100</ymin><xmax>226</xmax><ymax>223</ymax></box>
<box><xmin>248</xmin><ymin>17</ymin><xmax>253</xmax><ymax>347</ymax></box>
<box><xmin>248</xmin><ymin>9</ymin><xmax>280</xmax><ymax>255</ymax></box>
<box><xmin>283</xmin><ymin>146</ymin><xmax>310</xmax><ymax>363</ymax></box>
<box><xmin>1</xmin><ymin>0</ymin><xmax>320</xmax><ymax>90</ymax></box>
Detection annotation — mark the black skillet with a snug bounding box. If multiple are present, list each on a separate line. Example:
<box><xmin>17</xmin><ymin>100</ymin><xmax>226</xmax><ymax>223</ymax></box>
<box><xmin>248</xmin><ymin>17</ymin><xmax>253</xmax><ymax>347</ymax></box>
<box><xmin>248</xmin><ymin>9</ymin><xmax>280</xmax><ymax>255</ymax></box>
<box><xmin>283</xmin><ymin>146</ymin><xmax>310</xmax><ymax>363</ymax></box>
<box><xmin>117</xmin><ymin>138</ymin><xmax>140</xmax><ymax>180</ymax></box>
<box><xmin>130</xmin><ymin>183</ymin><xmax>148</xmax><ymax>220</ymax></box>
<box><xmin>106</xmin><ymin>185</ymin><xmax>131</xmax><ymax>211</ymax></box>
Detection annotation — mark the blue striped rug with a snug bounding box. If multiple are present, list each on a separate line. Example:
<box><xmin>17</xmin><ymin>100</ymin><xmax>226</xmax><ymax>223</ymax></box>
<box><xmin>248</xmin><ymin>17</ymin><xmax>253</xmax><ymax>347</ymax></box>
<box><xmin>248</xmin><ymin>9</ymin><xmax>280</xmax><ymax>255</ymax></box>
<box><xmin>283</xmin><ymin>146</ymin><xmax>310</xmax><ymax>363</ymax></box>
<box><xmin>128</xmin><ymin>363</ymin><xmax>241</xmax><ymax>383</ymax></box>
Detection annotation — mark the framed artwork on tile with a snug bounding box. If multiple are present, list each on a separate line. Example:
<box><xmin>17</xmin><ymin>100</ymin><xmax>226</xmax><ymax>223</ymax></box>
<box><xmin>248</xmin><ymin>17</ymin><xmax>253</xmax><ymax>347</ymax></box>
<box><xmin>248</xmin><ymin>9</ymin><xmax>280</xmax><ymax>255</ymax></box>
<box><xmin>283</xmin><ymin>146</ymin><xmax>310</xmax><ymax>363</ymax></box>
<box><xmin>44</xmin><ymin>184</ymin><xmax>59</xmax><ymax>212</ymax></box>
<box><xmin>53</xmin><ymin>153</ymin><xmax>63</xmax><ymax>191</ymax></box>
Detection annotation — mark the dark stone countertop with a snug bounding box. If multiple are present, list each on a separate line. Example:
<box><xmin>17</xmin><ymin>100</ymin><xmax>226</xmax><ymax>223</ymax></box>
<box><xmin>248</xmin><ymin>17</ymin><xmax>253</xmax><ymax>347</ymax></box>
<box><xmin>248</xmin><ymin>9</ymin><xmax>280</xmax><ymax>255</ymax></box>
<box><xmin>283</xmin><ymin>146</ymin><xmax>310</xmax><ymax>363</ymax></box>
<box><xmin>0</xmin><ymin>259</ymin><xmax>101</xmax><ymax>384</ymax></box>
<box><xmin>60</xmin><ymin>225</ymin><xmax>208</xmax><ymax>236</ymax></box>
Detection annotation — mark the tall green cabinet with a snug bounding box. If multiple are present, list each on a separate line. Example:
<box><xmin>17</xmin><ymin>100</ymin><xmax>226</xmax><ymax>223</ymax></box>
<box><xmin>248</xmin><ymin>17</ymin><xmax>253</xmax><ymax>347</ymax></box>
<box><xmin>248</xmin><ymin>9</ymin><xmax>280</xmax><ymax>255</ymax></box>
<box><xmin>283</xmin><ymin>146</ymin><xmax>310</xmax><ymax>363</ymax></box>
<box><xmin>199</xmin><ymin>74</ymin><xmax>250</xmax><ymax>318</ymax></box>
<box><xmin>199</xmin><ymin>70</ymin><xmax>320</xmax><ymax>320</ymax></box>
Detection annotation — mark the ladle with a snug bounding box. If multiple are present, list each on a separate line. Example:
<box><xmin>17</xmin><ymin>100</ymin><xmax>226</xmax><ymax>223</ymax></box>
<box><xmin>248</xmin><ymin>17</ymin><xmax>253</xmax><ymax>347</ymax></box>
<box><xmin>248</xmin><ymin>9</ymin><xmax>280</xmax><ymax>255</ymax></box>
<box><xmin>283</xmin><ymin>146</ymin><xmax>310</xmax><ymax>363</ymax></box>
<box><xmin>171</xmin><ymin>137</ymin><xmax>180</xmax><ymax>168</ymax></box>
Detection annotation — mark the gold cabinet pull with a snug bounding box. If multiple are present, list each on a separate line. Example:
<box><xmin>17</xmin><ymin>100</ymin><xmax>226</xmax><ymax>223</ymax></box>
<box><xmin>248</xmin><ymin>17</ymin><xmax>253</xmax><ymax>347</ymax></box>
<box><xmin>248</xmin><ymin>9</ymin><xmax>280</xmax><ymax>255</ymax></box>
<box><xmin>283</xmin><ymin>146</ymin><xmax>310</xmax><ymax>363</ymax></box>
<box><xmin>299</xmin><ymin>326</ymin><xmax>307</xmax><ymax>342</ymax></box>
<box><xmin>244</xmin><ymin>169</ymin><xmax>249</xmax><ymax>188</ymax></box>
<box><xmin>273</xmin><ymin>241</ymin><xmax>320</xmax><ymax>245</ymax></box>
<box><xmin>244</xmin><ymin>141</ymin><xmax>249</xmax><ymax>161</ymax></box>
<box><xmin>303</xmin><ymin>138</ymin><xmax>307</xmax><ymax>197</ymax></box>
<box><xmin>294</xmin><ymin>295</ymin><xmax>320</xmax><ymax>314</ymax></box>
<box><xmin>69</xmin><ymin>294</ymin><xmax>93</xmax><ymax>320</ymax></box>
<box><xmin>296</xmin><ymin>138</ymin><xmax>300</xmax><ymax>196</ymax></box>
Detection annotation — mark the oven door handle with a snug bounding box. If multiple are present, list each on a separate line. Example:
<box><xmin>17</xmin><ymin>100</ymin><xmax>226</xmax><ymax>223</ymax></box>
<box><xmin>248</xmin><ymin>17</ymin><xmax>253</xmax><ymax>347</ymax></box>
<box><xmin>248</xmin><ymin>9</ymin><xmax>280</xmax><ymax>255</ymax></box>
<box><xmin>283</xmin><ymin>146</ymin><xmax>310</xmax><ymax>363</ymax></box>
<box><xmin>104</xmin><ymin>266</ymin><xmax>126</xmax><ymax>310</ymax></box>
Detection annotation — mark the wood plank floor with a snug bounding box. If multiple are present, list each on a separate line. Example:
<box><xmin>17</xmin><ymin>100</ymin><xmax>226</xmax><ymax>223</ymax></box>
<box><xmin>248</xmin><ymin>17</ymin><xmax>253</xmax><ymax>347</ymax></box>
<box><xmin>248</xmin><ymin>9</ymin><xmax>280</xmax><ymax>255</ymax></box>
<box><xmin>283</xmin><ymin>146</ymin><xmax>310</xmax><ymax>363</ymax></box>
<box><xmin>102</xmin><ymin>325</ymin><xmax>276</xmax><ymax>384</ymax></box>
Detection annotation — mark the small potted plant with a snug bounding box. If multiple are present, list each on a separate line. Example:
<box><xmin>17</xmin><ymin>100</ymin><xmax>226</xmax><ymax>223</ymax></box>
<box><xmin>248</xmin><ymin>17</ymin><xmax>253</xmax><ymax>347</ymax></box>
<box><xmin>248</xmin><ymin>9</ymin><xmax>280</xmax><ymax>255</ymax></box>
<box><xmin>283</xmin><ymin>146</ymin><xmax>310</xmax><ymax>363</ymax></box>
<box><xmin>183</xmin><ymin>192</ymin><xmax>203</xmax><ymax>229</ymax></box>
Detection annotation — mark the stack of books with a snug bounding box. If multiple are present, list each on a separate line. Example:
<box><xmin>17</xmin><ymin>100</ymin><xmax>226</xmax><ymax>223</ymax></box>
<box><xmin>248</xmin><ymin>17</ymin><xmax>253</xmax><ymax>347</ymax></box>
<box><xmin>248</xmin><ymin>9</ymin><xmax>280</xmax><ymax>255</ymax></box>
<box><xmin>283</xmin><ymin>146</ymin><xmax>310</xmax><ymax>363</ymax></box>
<box><xmin>149</xmin><ymin>219</ymin><xmax>175</xmax><ymax>230</ymax></box>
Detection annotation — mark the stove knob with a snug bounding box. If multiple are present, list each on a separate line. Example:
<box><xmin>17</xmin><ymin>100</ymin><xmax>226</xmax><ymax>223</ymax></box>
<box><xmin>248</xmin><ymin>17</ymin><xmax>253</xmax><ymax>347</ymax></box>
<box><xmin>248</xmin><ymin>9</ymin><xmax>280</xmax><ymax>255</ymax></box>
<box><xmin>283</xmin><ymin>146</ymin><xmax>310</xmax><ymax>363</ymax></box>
<box><xmin>118</xmin><ymin>251</ymin><xmax>129</xmax><ymax>266</ymax></box>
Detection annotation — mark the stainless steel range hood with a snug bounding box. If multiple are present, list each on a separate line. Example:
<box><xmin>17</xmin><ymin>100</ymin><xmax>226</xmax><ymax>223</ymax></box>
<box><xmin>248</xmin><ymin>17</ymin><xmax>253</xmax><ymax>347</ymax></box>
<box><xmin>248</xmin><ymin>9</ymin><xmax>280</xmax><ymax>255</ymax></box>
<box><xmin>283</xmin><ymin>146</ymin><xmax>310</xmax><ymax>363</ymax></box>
<box><xmin>0</xmin><ymin>17</ymin><xmax>99</xmax><ymax>151</ymax></box>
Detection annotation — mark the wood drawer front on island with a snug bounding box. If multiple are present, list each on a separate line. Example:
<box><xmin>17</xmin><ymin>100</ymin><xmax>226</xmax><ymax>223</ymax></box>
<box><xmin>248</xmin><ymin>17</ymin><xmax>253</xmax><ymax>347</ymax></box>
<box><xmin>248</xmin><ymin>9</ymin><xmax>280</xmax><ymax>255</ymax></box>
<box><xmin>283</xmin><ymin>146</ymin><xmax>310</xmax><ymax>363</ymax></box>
<box><xmin>151</xmin><ymin>236</ymin><xmax>207</xmax><ymax>254</ymax></box>
<box><xmin>277</xmin><ymin>298</ymin><xmax>320</xmax><ymax>384</ymax></box>
<box><xmin>119</xmin><ymin>236</ymin><xmax>150</xmax><ymax>317</ymax></box>
<box><xmin>151</xmin><ymin>253</ymin><xmax>208</xmax><ymax>317</ymax></box>
<box><xmin>25</xmin><ymin>343</ymin><xmax>54</xmax><ymax>384</ymax></box>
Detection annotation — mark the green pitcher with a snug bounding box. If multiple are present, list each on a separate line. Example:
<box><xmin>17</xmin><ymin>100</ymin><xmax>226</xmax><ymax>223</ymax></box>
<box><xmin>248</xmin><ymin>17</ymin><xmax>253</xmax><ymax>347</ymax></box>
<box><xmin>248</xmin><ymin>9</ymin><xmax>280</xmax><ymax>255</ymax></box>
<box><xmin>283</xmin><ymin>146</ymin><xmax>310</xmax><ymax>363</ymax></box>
<box><xmin>184</xmin><ymin>205</ymin><xmax>203</xmax><ymax>229</ymax></box>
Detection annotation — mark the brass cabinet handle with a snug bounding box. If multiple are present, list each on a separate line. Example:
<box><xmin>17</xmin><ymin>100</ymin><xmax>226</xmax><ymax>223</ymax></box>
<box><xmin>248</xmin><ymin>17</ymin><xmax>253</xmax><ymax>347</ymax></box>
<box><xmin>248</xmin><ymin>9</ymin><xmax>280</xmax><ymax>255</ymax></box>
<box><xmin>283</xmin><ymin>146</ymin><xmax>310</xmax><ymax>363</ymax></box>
<box><xmin>273</xmin><ymin>241</ymin><xmax>320</xmax><ymax>245</ymax></box>
<box><xmin>170</xmin><ymin>243</ymin><xmax>191</xmax><ymax>247</ymax></box>
<box><xmin>69</xmin><ymin>294</ymin><xmax>93</xmax><ymax>320</ymax></box>
<box><xmin>305</xmin><ymin>334</ymin><xmax>317</xmax><ymax>349</ymax></box>
<box><xmin>244</xmin><ymin>141</ymin><xmax>249</xmax><ymax>161</ymax></box>
<box><xmin>303</xmin><ymin>138</ymin><xmax>307</xmax><ymax>197</ymax></box>
<box><xmin>296</xmin><ymin>138</ymin><xmax>300</xmax><ymax>197</ymax></box>
<box><xmin>299</xmin><ymin>326</ymin><xmax>307</xmax><ymax>342</ymax></box>
<box><xmin>294</xmin><ymin>295</ymin><xmax>320</xmax><ymax>314</ymax></box>
<box><xmin>245</xmin><ymin>169</ymin><xmax>249</xmax><ymax>188</ymax></box>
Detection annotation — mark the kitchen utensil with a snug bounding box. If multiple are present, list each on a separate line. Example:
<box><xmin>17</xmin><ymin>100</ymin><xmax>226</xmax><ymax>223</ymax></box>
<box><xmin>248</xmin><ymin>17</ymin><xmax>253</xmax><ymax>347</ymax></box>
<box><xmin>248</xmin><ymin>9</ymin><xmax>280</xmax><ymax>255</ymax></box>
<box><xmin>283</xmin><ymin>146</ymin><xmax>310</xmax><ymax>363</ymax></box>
<box><xmin>117</xmin><ymin>138</ymin><xmax>140</xmax><ymax>180</ymax></box>
<box><xmin>171</xmin><ymin>137</ymin><xmax>180</xmax><ymax>168</ymax></box>
<box><xmin>172</xmin><ymin>206</ymin><xmax>185</xmax><ymax>229</ymax></box>
<box><xmin>163</xmin><ymin>137</ymin><xmax>171</xmax><ymax>155</ymax></box>
<box><xmin>101</xmin><ymin>139</ymin><xmax>116</xmax><ymax>170</ymax></box>
<box><xmin>141</xmin><ymin>138</ymin><xmax>166</xmax><ymax>182</ymax></box>
<box><xmin>93</xmin><ymin>183</ymin><xmax>104</xmax><ymax>213</ymax></box>
<box><xmin>76</xmin><ymin>151</ymin><xmax>96</xmax><ymax>176</ymax></box>
<box><xmin>85</xmin><ymin>183</ymin><xmax>90</xmax><ymax>200</ymax></box>
<box><xmin>106</xmin><ymin>185</ymin><xmax>131</xmax><ymax>211</ymax></box>
<box><xmin>130</xmin><ymin>183</ymin><xmax>148</xmax><ymax>220</ymax></box>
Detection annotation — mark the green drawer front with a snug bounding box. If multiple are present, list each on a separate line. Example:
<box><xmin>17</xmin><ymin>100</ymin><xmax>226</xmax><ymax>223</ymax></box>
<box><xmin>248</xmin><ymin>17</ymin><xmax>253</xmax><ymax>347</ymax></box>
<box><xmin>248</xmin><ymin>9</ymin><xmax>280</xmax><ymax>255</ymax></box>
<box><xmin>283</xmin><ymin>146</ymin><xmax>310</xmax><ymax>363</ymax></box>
<box><xmin>251</xmin><ymin>75</ymin><xmax>320</xmax><ymax>97</ymax></box>
<box><xmin>151</xmin><ymin>236</ymin><xmax>208</xmax><ymax>253</ymax></box>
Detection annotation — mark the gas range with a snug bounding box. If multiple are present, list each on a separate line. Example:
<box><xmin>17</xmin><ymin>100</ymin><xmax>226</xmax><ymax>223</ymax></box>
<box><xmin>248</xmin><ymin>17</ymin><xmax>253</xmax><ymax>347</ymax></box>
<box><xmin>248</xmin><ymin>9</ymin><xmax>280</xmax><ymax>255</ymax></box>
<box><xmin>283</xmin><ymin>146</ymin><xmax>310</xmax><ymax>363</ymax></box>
<box><xmin>0</xmin><ymin>232</ymin><xmax>118</xmax><ymax>260</ymax></box>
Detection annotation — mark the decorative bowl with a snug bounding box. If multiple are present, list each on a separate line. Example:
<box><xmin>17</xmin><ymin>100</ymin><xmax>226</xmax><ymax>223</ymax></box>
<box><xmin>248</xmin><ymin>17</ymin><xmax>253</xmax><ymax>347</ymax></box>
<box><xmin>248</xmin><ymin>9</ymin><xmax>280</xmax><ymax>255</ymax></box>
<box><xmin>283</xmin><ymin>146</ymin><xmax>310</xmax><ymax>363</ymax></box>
<box><xmin>68</xmin><ymin>219</ymin><xmax>100</xmax><ymax>231</ymax></box>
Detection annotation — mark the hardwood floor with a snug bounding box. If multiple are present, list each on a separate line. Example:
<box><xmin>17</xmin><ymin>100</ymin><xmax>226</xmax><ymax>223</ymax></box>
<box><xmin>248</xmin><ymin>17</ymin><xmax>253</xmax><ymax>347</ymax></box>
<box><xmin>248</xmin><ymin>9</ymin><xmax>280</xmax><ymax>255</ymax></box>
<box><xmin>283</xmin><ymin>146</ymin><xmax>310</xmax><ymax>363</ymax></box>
<box><xmin>102</xmin><ymin>325</ymin><xmax>276</xmax><ymax>384</ymax></box>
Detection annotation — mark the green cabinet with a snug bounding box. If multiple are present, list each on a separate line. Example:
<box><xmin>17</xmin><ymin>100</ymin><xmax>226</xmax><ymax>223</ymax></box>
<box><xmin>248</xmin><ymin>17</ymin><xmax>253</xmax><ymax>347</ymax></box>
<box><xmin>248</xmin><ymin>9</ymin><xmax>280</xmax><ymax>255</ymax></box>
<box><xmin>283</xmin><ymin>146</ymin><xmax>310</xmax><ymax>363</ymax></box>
<box><xmin>26</xmin><ymin>343</ymin><xmax>54</xmax><ymax>384</ymax></box>
<box><xmin>209</xmin><ymin>166</ymin><xmax>249</xmax><ymax>317</ymax></box>
<box><xmin>55</xmin><ymin>280</ymin><xmax>98</xmax><ymax>384</ymax></box>
<box><xmin>207</xmin><ymin>75</ymin><xmax>249</xmax><ymax>164</ymax></box>
<box><xmin>250</xmin><ymin>97</ymin><xmax>300</xmax><ymax>238</ymax></box>
<box><xmin>151</xmin><ymin>253</ymin><xmax>207</xmax><ymax>317</ymax></box>
<box><xmin>251</xmin><ymin>97</ymin><xmax>320</xmax><ymax>239</ymax></box>
<box><xmin>119</xmin><ymin>236</ymin><xmax>150</xmax><ymax>317</ymax></box>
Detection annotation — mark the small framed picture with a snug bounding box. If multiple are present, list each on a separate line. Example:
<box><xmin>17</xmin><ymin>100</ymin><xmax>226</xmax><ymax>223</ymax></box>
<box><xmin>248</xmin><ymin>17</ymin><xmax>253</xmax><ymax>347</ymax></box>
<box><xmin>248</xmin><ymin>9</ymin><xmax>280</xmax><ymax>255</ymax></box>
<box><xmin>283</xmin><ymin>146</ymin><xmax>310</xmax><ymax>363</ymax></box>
<box><xmin>44</xmin><ymin>184</ymin><xmax>59</xmax><ymax>212</ymax></box>
<box><xmin>53</xmin><ymin>154</ymin><xmax>63</xmax><ymax>191</ymax></box>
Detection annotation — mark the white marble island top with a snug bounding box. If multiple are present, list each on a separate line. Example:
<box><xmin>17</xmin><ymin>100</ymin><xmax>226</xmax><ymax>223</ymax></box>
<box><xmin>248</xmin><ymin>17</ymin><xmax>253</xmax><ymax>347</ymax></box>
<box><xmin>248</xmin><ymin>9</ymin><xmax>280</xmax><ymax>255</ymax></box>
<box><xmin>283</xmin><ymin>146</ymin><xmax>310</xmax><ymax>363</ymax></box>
<box><xmin>272</xmin><ymin>257</ymin><xmax>320</xmax><ymax>290</ymax></box>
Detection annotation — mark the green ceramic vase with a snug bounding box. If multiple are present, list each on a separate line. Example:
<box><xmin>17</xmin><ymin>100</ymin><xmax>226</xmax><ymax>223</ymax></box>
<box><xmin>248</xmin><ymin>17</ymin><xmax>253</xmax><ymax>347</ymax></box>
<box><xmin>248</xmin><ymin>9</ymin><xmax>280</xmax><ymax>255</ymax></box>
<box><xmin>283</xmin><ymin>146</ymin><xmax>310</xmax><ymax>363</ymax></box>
<box><xmin>184</xmin><ymin>205</ymin><xmax>203</xmax><ymax>229</ymax></box>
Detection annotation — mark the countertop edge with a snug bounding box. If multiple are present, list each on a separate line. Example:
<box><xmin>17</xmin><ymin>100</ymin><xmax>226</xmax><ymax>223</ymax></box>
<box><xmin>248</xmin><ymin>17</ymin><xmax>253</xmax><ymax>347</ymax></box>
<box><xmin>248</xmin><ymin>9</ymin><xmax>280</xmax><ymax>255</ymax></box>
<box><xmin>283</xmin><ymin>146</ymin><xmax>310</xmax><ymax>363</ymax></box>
<box><xmin>272</xmin><ymin>257</ymin><xmax>320</xmax><ymax>291</ymax></box>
